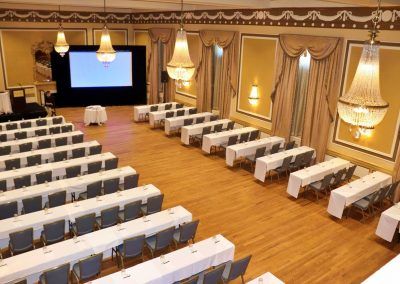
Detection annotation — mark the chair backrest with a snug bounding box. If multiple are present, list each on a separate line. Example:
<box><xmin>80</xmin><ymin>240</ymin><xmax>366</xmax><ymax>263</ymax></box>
<box><xmin>36</xmin><ymin>119</ymin><xmax>47</xmax><ymax>127</ymax></box>
<box><xmin>124</xmin><ymin>173</ymin><xmax>139</xmax><ymax>190</ymax></box>
<box><xmin>41</xmin><ymin>263</ymin><xmax>70</xmax><ymax>284</ymax></box>
<box><xmin>189</xmin><ymin>108</ymin><xmax>197</xmax><ymax>115</ymax></box>
<box><xmin>369</xmin><ymin>190</ymin><xmax>381</xmax><ymax>206</ymax></box>
<box><xmin>48</xmin><ymin>191</ymin><xmax>66</xmax><ymax>208</ymax></box>
<box><xmin>285</xmin><ymin>140</ymin><xmax>296</xmax><ymax>150</ymax></box>
<box><xmin>321</xmin><ymin>173</ymin><xmax>335</xmax><ymax>190</ymax></box>
<box><xmin>19</xmin><ymin>142</ymin><xmax>32</xmax><ymax>153</ymax></box>
<box><xmin>164</xmin><ymin>104</ymin><xmax>172</xmax><ymax>110</ymax></box>
<box><xmin>52</xmin><ymin>117</ymin><xmax>63</xmax><ymax>125</ymax></box>
<box><xmin>255</xmin><ymin>147</ymin><xmax>267</xmax><ymax>159</ymax></box>
<box><xmin>227</xmin><ymin>121</ymin><xmax>235</xmax><ymax>130</ymax></box>
<box><xmin>66</xmin><ymin>165</ymin><xmax>81</xmax><ymax>178</ymax></box>
<box><xmin>78</xmin><ymin>253</ymin><xmax>103</xmax><ymax>280</ymax></box>
<box><xmin>15</xmin><ymin>131</ymin><xmax>27</xmax><ymax>140</ymax></box>
<box><xmin>0</xmin><ymin>201</ymin><xmax>18</xmax><ymax>220</ymax></box>
<box><xmin>27</xmin><ymin>154</ymin><xmax>41</xmax><ymax>167</ymax></box>
<box><xmin>49</xmin><ymin>126</ymin><xmax>61</xmax><ymax>134</ymax></box>
<box><xmin>36</xmin><ymin>171</ymin><xmax>52</xmax><ymax>184</ymax></box>
<box><xmin>9</xmin><ymin>228</ymin><xmax>34</xmax><ymax>255</ymax></box>
<box><xmin>43</xmin><ymin>219</ymin><xmax>65</xmax><ymax>244</ymax></box>
<box><xmin>38</xmin><ymin>139</ymin><xmax>51</xmax><ymax>149</ymax></box>
<box><xmin>0</xmin><ymin>179</ymin><xmax>6</xmax><ymax>191</ymax></box>
<box><xmin>72</xmin><ymin>134</ymin><xmax>84</xmax><ymax>144</ymax></box>
<box><xmin>72</xmin><ymin>147</ymin><xmax>85</xmax><ymax>158</ymax></box>
<box><xmin>292</xmin><ymin>153</ymin><xmax>305</xmax><ymax>167</ymax></box>
<box><xmin>302</xmin><ymin>151</ymin><xmax>315</xmax><ymax>167</ymax></box>
<box><xmin>225</xmin><ymin>255</ymin><xmax>252</xmax><ymax>281</ymax></box>
<box><xmin>6</xmin><ymin>123</ymin><xmax>18</xmax><ymax>130</ymax></box>
<box><xmin>61</xmin><ymin>125</ymin><xmax>73</xmax><ymax>133</ymax></box>
<box><xmin>20</xmin><ymin>121</ymin><xmax>31</xmax><ymax>129</ymax></box>
<box><xmin>387</xmin><ymin>180</ymin><xmax>400</xmax><ymax>202</ymax></box>
<box><xmin>227</xmin><ymin>135</ymin><xmax>238</xmax><ymax>147</ymax></box>
<box><xmin>270</xmin><ymin>143</ymin><xmax>281</xmax><ymax>155</ymax></box>
<box><xmin>150</xmin><ymin>105</ymin><xmax>158</xmax><ymax>112</ymax></box>
<box><xmin>89</xmin><ymin>145</ymin><xmax>102</xmax><ymax>155</ymax></box>
<box><xmin>53</xmin><ymin>151</ymin><xmax>67</xmax><ymax>162</ymax></box>
<box><xmin>248</xmin><ymin>130</ymin><xmax>259</xmax><ymax>141</ymax></box>
<box><xmin>213</xmin><ymin>124</ymin><xmax>223</xmax><ymax>133</ymax></box>
<box><xmin>344</xmin><ymin>165</ymin><xmax>357</xmax><ymax>181</ymax></box>
<box><xmin>105</xmin><ymin>157</ymin><xmax>119</xmax><ymax>170</ymax></box>
<box><xmin>86</xmin><ymin>181</ymin><xmax>102</xmax><ymax>199</ymax></box>
<box><xmin>22</xmin><ymin>195</ymin><xmax>42</xmax><ymax>213</ymax></box>
<box><xmin>166</xmin><ymin>111</ymin><xmax>175</xmax><ymax>118</ymax></box>
<box><xmin>88</xmin><ymin>161</ymin><xmax>102</xmax><ymax>174</ymax></box>
<box><xmin>239</xmin><ymin>132</ymin><xmax>250</xmax><ymax>143</ymax></box>
<box><xmin>5</xmin><ymin>158</ymin><xmax>21</xmax><ymax>170</ymax></box>
<box><xmin>177</xmin><ymin>110</ymin><xmax>185</xmax><ymax>116</ymax></box>
<box><xmin>123</xmin><ymin>200</ymin><xmax>142</xmax><ymax>222</ymax></box>
<box><xmin>176</xmin><ymin>103</ymin><xmax>184</xmax><ymax>109</ymax></box>
<box><xmin>203</xmin><ymin>264</ymin><xmax>225</xmax><ymax>284</ymax></box>
<box><xmin>281</xmin><ymin>155</ymin><xmax>293</xmax><ymax>171</ymax></box>
<box><xmin>103</xmin><ymin>178</ymin><xmax>119</xmax><ymax>195</ymax></box>
<box><xmin>210</xmin><ymin>115</ymin><xmax>219</xmax><ymax>122</ymax></box>
<box><xmin>183</xmin><ymin>119</ymin><xmax>193</xmax><ymax>126</ymax></box>
<box><xmin>202</xmin><ymin>126</ymin><xmax>212</xmax><ymax>136</ymax></box>
<box><xmin>155</xmin><ymin>226</ymin><xmax>175</xmax><ymax>250</ymax></box>
<box><xmin>55</xmin><ymin>137</ymin><xmax>67</xmax><ymax>147</ymax></box>
<box><xmin>35</xmin><ymin>129</ymin><xmax>47</xmax><ymax>137</ymax></box>
<box><xmin>100</xmin><ymin>206</ymin><xmax>119</xmax><ymax>228</ymax></box>
<box><xmin>146</xmin><ymin>194</ymin><xmax>164</xmax><ymax>215</ymax></box>
<box><xmin>15</xmin><ymin>175</ymin><xmax>31</xmax><ymax>189</ymax></box>
<box><xmin>332</xmin><ymin>168</ymin><xmax>346</xmax><ymax>186</ymax></box>
<box><xmin>178</xmin><ymin>219</ymin><xmax>199</xmax><ymax>243</ymax></box>
<box><xmin>0</xmin><ymin>134</ymin><xmax>6</xmax><ymax>142</ymax></box>
<box><xmin>122</xmin><ymin>234</ymin><xmax>145</xmax><ymax>258</ymax></box>
<box><xmin>0</xmin><ymin>145</ymin><xmax>11</xmax><ymax>156</ymax></box>
<box><xmin>196</xmin><ymin>117</ymin><xmax>205</xmax><ymax>124</ymax></box>
<box><xmin>75</xmin><ymin>213</ymin><xmax>96</xmax><ymax>236</ymax></box>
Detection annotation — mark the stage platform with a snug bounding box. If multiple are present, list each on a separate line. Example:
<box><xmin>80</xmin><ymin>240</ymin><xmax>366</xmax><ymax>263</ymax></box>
<box><xmin>0</xmin><ymin>103</ymin><xmax>48</xmax><ymax>122</ymax></box>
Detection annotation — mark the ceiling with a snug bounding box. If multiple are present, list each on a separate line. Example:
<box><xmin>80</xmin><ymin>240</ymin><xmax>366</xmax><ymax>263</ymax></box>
<box><xmin>0</xmin><ymin>0</ymin><xmax>399</xmax><ymax>12</ymax></box>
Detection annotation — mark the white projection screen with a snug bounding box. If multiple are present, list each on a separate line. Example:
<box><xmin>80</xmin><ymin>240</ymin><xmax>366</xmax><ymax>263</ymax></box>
<box><xmin>69</xmin><ymin>51</ymin><xmax>133</xmax><ymax>88</ymax></box>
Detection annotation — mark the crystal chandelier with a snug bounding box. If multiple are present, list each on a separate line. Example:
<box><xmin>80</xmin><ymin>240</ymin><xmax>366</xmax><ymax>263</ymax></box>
<box><xmin>337</xmin><ymin>0</ymin><xmax>388</xmax><ymax>136</ymax></box>
<box><xmin>96</xmin><ymin>0</ymin><xmax>116</xmax><ymax>66</ymax></box>
<box><xmin>54</xmin><ymin>5</ymin><xmax>69</xmax><ymax>57</ymax></box>
<box><xmin>248</xmin><ymin>85</ymin><xmax>259</xmax><ymax>106</ymax></box>
<box><xmin>167</xmin><ymin>0</ymin><xmax>195</xmax><ymax>87</ymax></box>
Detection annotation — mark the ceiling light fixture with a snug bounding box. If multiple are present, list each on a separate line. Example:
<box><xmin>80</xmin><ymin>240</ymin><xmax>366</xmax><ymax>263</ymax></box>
<box><xmin>96</xmin><ymin>0</ymin><xmax>116</xmax><ymax>67</ymax></box>
<box><xmin>54</xmin><ymin>4</ymin><xmax>69</xmax><ymax>57</ymax></box>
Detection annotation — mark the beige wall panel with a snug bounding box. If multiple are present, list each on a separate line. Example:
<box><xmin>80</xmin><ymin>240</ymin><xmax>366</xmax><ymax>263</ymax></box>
<box><xmin>93</xmin><ymin>29</ymin><xmax>127</xmax><ymax>45</ymax></box>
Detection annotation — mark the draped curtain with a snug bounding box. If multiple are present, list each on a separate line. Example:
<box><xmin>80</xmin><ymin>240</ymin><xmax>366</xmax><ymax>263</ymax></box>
<box><xmin>393</xmin><ymin>144</ymin><xmax>400</xmax><ymax>201</ymax></box>
<box><xmin>196</xmin><ymin>30</ymin><xmax>239</xmax><ymax>118</ymax></box>
<box><xmin>271</xmin><ymin>34</ymin><xmax>344</xmax><ymax>162</ymax></box>
<box><xmin>148</xmin><ymin>28</ymin><xmax>175</xmax><ymax>104</ymax></box>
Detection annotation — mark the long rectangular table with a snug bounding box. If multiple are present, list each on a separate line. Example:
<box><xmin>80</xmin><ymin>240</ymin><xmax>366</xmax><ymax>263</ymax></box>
<box><xmin>225</xmin><ymin>136</ymin><xmax>285</xmax><ymax>167</ymax></box>
<box><xmin>149</xmin><ymin>107</ymin><xmax>195</xmax><ymax>127</ymax></box>
<box><xmin>247</xmin><ymin>272</ymin><xmax>285</xmax><ymax>284</ymax></box>
<box><xmin>92</xmin><ymin>234</ymin><xmax>235</xmax><ymax>284</ymax></box>
<box><xmin>202</xmin><ymin>127</ymin><xmax>257</xmax><ymax>154</ymax></box>
<box><xmin>164</xmin><ymin>112</ymin><xmax>213</xmax><ymax>135</ymax></box>
<box><xmin>0</xmin><ymin>166</ymin><xmax>137</xmax><ymax>211</ymax></box>
<box><xmin>0</xmin><ymin>116</ymin><xmax>65</xmax><ymax>131</ymax></box>
<box><xmin>254</xmin><ymin>146</ymin><xmax>315</xmax><ymax>182</ymax></box>
<box><xmin>0</xmin><ymin>130</ymin><xmax>83</xmax><ymax>154</ymax></box>
<box><xmin>133</xmin><ymin>102</ymin><xmax>178</xmax><ymax>122</ymax></box>
<box><xmin>327</xmin><ymin>171</ymin><xmax>392</xmax><ymax>219</ymax></box>
<box><xmin>2</xmin><ymin>123</ymin><xmax>74</xmax><ymax>141</ymax></box>
<box><xmin>181</xmin><ymin>119</ymin><xmax>231</xmax><ymax>145</ymax></box>
<box><xmin>375</xmin><ymin>204</ymin><xmax>400</xmax><ymax>242</ymax></box>
<box><xmin>0</xmin><ymin>152</ymin><xmax>116</xmax><ymax>189</ymax></box>
<box><xmin>0</xmin><ymin>184</ymin><xmax>160</xmax><ymax>248</ymax></box>
<box><xmin>286</xmin><ymin>158</ymin><xmax>351</xmax><ymax>198</ymax></box>
<box><xmin>362</xmin><ymin>254</ymin><xmax>400</xmax><ymax>284</ymax></box>
<box><xmin>0</xmin><ymin>206</ymin><xmax>191</xmax><ymax>284</ymax></box>
<box><xmin>0</xmin><ymin>140</ymin><xmax>99</xmax><ymax>171</ymax></box>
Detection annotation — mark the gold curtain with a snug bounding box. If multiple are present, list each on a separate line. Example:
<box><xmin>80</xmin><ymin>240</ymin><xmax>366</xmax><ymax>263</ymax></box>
<box><xmin>393</xmin><ymin>146</ymin><xmax>400</xmax><ymax>201</ymax></box>
<box><xmin>271</xmin><ymin>34</ymin><xmax>344</xmax><ymax>161</ymax></box>
<box><xmin>196</xmin><ymin>30</ymin><xmax>239</xmax><ymax>118</ymax></box>
<box><xmin>148</xmin><ymin>28</ymin><xmax>175</xmax><ymax>104</ymax></box>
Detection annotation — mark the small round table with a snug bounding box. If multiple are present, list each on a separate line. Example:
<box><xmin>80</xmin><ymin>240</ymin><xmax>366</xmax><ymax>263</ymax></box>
<box><xmin>84</xmin><ymin>105</ymin><xmax>107</xmax><ymax>126</ymax></box>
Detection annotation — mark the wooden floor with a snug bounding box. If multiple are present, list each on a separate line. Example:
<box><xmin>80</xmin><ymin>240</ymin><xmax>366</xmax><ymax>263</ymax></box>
<box><xmin>59</xmin><ymin>106</ymin><xmax>399</xmax><ymax>284</ymax></box>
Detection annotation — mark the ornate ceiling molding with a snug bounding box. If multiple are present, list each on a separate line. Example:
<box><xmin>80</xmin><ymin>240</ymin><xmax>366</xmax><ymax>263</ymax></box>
<box><xmin>0</xmin><ymin>7</ymin><xmax>399</xmax><ymax>30</ymax></box>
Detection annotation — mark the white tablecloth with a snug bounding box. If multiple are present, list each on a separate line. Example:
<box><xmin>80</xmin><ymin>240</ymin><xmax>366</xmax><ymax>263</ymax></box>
<box><xmin>0</xmin><ymin>183</ymin><xmax>159</xmax><ymax>249</ymax></box>
<box><xmin>0</xmin><ymin>131</ymin><xmax>83</xmax><ymax>154</ymax></box>
<box><xmin>0</xmin><ymin>92</ymin><xmax>12</xmax><ymax>114</ymax></box>
<box><xmin>0</xmin><ymin>166</ymin><xmax>136</xmax><ymax>211</ymax></box>
<box><xmin>84</xmin><ymin>106</ymin><xmax>107</xmax><ymax>126</ymax></box>
<box><xmin>327</xmin><ymin>171</ymin><xmax>392</xmax><ymax>219</ymax></box>
<box><xmin>134</xmin><ymin>102</ymin><xmax>178</xmax><ymax>122</ymax></box>
<box><xmin>0</xmin><ymin>116</ymin><xmax>65</xmax><ymax>131</ymax></box>
<box><xmin>2</xmin><ymin>123</ymin><xmax>74</xmax><ymax>141</ymax></box>
<box><xmin>247</xmin><ymin>272</ymin><xmax>285</xmax><ymax>284</ymax></box>
<box><xmin>286</xmin><ymin>158</ymin><xmax>351</xmax><ymax>198</ymax></box>
<box><xmin>0</xmin><ymin>152</ymin><xmax>116</xmax><ymax>189</ymax></box>
<box><xmin>0</xmin><ymin>140</ymin><xmax>99</xmax><ymax>171</ymax></box>
<box><xmin>225</xmin><ymin>136</ymin><xmax>285</xmax><ymax>167</ymax></box>
<box><xmin>149</xmin><ymin>107</ymin><xmax>195</xmax><ymax>127</ymax></box>
<box><xmin>362</xmin><ymin>254</ymin><xmax>400</xmax><ymax>284</ymax></box>
<box><xmin>0</xmin><ymin>206</ymin><xmax>191</xmax><ymax>284</ymax></box>
<box><xmin>376</xmin><ymin>204</ymin><xmax>400</xmax><ymax>242</ymax></box>
<box><xmin>202</xmin><ymin>127</ymin><xmax>257</xmax><ymax>154</ymax></box>
<box><xmin>254</xmin><ymin>146</ymin><xmax>315</xmax><ymax>182</ymax></box>
<box><xmin>181</xmin><ymin>119</ymin><xmax>231</xmax><ymax>145</ymax></box>
<box><xmin>92</xmin><ymin>235</ymin><xmax>235</xmax><ymax>284</ymax></box>
<box><xmin>164</xmin><ymin>112</ymin><xmax>213</xmax><ymax>135</ymax></box>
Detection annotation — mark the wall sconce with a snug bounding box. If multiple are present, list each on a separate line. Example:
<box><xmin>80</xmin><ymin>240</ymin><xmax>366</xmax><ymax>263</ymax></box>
<box><xmin>248</xmin><ymin>85</ymin><xmax>259</xmax><ymax>106</ymax></box>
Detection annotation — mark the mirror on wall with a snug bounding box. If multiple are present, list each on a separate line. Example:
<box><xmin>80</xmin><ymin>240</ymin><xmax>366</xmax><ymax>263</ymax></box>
<box><xmin>31</xmin><ymin>41</ymin><xmax>53</xmax><ymax>82</ymax></box>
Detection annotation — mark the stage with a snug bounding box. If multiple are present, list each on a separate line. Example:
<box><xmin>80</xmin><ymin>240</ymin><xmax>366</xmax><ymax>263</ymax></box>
<box><xmin>0</xmin><ymin>102</ymin><xmax>48</xmax><ymax>122</ymax></box>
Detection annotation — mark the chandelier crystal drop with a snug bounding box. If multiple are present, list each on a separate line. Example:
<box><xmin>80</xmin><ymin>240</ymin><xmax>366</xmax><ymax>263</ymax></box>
<box><xmin>96</xmin><ymin>0</ymin><xmax>116</xmax><ymax>67</ymax></box>
<box><xmin>337</xmin><ymin>0</ymin><xmax>388</xmax><ymax>135</ymax></box>
<box><xmin>54</xmin><ymin>5</ymin><xmax>69</xmax><ymax>57</ymax></box>
<box><xmin>167</xmin><ymin>0</ymin><xmax>195</xmax><ymax>87</ymax></box>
